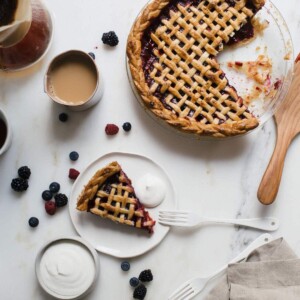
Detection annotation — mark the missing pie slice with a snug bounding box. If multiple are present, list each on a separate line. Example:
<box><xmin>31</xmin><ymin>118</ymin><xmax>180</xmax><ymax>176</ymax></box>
<box><xmin>76</xmin><ymin>161</ymin><xmax>156</xmax><ymax>233</ymax></box>
<box><xmin>127</xmin><ymin>0</ymin><xmax>265</xmax><ymax>137</ymax></box>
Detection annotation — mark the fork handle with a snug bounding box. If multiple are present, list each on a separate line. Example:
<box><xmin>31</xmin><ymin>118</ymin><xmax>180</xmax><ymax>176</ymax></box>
<box><xmin>200</xmin><ymin>217</ymin><xmax>279</xmax><ymax>231</ymax></box>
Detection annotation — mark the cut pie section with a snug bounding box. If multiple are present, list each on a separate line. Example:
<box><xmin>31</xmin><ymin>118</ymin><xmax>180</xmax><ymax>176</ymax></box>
<box><xmin>127</xmin><ymin>0</ymin><xmax>265</xmax><ymax>137</ymax></box>
<box><xmin>76</xmin><ymin>161</ymin><xmax>156</xmax><ymax>233</ymax></box>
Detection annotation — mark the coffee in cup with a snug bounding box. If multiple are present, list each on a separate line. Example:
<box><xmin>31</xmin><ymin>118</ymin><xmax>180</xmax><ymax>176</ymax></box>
<box><xmin>45</xmin><ymin>50</ymin><xmax>103</xmax><ymax>111</ymax></box>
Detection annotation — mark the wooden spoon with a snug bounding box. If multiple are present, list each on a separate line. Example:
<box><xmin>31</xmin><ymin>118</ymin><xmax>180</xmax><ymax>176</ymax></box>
<box><xmin>257</xmin><ymin>55</ymin><xmax>300</xmax><ymax>205</ymax></box>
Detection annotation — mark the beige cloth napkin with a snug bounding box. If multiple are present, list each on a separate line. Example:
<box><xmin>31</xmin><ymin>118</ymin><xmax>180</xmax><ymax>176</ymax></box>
<box><xmin>205</xmin><ymin>238</ymin><xmax>300</xmax><ymax>300</ymax></box>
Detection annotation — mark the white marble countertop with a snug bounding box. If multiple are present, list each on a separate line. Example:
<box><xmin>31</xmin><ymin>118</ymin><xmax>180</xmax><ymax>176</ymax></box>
<box><xmin>1</xmin><ymin>0</ymin><xmax>300</xmax><ymax>299</ymax></box>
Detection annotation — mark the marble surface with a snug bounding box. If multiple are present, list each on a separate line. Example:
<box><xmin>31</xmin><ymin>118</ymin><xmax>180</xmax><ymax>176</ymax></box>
<box><xmin>0</xmin><ymin>0</ymin><xmax>300</xmax><ymax>299</ymax></box>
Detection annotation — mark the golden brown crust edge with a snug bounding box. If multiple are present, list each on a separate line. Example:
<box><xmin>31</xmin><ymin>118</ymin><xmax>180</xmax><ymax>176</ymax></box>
<box><xmin>126</xmin><ymin>0</ymin><xmax>260</xmax><ymax>138</ymax></box>
<box><xmin>76</xmin><ymin>161</ymin><xmax>121</xmax><ymax>211</ymax></box>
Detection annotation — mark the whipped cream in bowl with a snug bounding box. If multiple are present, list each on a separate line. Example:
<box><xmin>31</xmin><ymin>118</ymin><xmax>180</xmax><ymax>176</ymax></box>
<box><xmin>35</xmin><ymin>236</ymin><xmax>99</xmax><ymax>299</ymax></box>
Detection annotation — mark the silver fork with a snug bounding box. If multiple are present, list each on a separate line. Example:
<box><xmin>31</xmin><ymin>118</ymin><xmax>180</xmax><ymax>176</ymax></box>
<box><xmin>159</xmin><ymin>210</ymin><xmax>279</xmax><ymax>231</ymax></box>
<box><xmin>168</xmin><ymin>234</ymin><xmax>274</xmax><ymax>300</ymax></box>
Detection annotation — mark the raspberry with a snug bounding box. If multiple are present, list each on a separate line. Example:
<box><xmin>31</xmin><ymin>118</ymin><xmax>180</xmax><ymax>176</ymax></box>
<box><xmin>105</xmin><ymin>124</ymin><xmax>119</xmax><ymax>135</ymax></box>
<box><xmin>102</xmin><ymin>31</ymin><xmax>119</xmax><ymax>47</ymax></box>
<box><xmin>138</xmin><ymin>269</ymin><xmax>153</xmax><ymax>282</ymax></box>
<box><xmin>54</xmin><ymin>193</ymin><xmax>68</xmax><ymax>207</ymax></box>
<box><xmin>133</xmin><ymin>284</ymin><xmax>147</xmax><ymax>300</ymax></box>
<box><xmin>45</xmin><ymin>201</ymin><xmax>56</xmax><ymax>215</ymax></box>
<box><xmin>69</xmin><ymin>168</ymin><xmax>80</xmax><ymax>180</ymax></box>
<box><xmin>18</xmin><ymin>166</ymin><xmax>31</xmax><ymax>179</ymax></box>
<box><xmin>11</xmin><ymin>178</ymin><xmax>28</xmax><ymax>192</ymax></box>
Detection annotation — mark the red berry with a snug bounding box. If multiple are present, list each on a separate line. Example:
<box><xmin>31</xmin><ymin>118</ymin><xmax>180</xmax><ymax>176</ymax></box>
<box><xmin>105</xmin><ymin>124</ymin><xmax>119</xmax><ymax>135</ymax></box>
<box><xmin>45</xmin><ymin>201</ymin><xmax>56</xmax><ymax>215</ymax></box>
<box><xmin>69</xmin><ymin>168</ymin><xmax>80</xmax><ymax>180</ymax></box>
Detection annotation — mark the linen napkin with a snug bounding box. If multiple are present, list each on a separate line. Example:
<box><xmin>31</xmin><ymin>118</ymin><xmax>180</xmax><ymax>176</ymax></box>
<box><xmin>205</xmin><ymin>238</ymin><xmax>300</xmax><ymax>300</ymax></box>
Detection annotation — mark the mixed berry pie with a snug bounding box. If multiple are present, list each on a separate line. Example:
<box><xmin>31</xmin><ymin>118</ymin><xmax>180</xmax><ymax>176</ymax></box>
<box><xmin>76</xmin><ymin>162</ymin><xmax>156</xmax><ymax>233</ymax></box>
<box><xmin>127</xmin><ymin>0</ymin><xmax>265</xmax><ymax>137</ymax></box>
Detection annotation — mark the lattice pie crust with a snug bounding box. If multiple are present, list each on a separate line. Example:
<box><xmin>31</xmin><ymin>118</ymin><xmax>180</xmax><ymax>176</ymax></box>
<box><xmin>127</xmin><ymin>0</ymin><xmax>265</xmax><ymax>137</ymax></box>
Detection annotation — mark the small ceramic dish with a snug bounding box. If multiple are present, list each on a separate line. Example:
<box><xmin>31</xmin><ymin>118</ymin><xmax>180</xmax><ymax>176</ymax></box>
<box><xmin>0</xmin><ymin>108</ymin><xmax>12</xmax><ymax>156</ymax></box>
<box><xmin>35</xmin><ymin>236</ymin><xmax>99</xmax><ymax>300</ymax></box>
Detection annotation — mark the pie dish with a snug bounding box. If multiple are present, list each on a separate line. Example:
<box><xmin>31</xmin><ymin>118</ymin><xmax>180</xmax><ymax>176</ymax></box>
<box><xmin>127</xmin><ymin>0</ymin><xmax>266</xmax><ymax>137</ymax></box>
<box><xmin>77</xmin><ymin>161</ymin><xmax>156</xmax><ymax>233</ymax></box>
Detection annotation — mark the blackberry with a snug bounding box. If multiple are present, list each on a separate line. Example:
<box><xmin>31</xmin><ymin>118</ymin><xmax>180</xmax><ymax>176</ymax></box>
<box><xmin>138</xmin><ymin>269</ymin><xmax>153</xmax><ymax>282</ymax></box>
<box><xmin>121</xmin><ymin>261</ymin><xmax>130</xmax><ymax>271</ymax></box>
<box><xmin>11</xmin><ymin>178</ymin><xmax>29</xmax><ymax>192</ymax></box>
<box><xmin>42</xmin><ymin>190</ymin><xmax>53</xmax><ymax>201</ymax></box>
<box><xmin>122</xmin><ymin>122</ymin><xmax>132</xmax><ymax>132</ymax></box>
<box><xmin>18</xmin><ymin>166</ymin><xmax>31</xmax><ymax>179</ymax></box>
<box><xmin>130</xmin><ymin>277</ymin><xmax>140</xmax><ymax>287</ymax></box>
<box><xmin>69</xmin><ymin>151</ymin><xmax>79</xmax><ymax>161</ymax></box>
<box><xmin>88</xmin><ymin>52</ymin><xmax>95</xmax><ymax>60</ymax></box>
<box><xmin>102</xmin><ymin>31</ymin><xmax>119</xmax><ymax>47</ymax></box>
<box><xmin>133</xmin><ymin>284</ymin><xmax>147</xmax><ymax>300</ymax></box>
<box><xmin>28</xmin><ymin>217</ymin><xmax>39</xmax><ymax>228</ymax></box>
<box><xmin>59</xmin><ymin>113</ymin><xmax>68</xmax><ymax>122</ymax></box>
<box><xmin>54</xmin><ymin>193</ymin><xmax>68</xmax><ymax>207</ymax></box>
<box><xmin>49</xmin><ymin>182</ymin><xmax>60</xmax><ymax>193</ymax></box>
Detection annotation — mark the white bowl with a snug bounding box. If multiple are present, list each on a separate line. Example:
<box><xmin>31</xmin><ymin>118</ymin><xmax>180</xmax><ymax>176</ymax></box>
<box><xmin>35</xmin><ymin>236</ymin><xmax>99</xmax><ymax>300</ymax></box>
<box><xmin>0</xmin><ymin>108</ymin><xmax>12</xmax><ymax>156</ymax></box>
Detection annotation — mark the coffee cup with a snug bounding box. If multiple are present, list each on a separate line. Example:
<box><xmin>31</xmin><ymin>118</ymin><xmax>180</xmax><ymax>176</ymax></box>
<box><xmin>44</xmin><ymin>50</ymin><xmax>103</xmax><ymax>111</ymax></box>
<box><xmin>0</xmin><ymin>108</ymin><xmax>12</xmax><ymax>156</ymax></box>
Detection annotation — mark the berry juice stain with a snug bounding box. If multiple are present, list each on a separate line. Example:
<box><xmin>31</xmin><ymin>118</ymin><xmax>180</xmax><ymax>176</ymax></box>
<box><xmin>0</xmin><ymin>119</ymin><xmax>7</xmax><ymax>149</ymax></box>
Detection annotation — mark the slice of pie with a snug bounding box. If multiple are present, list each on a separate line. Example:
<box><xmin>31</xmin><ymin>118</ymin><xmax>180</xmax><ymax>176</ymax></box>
<box><xmin>76</xmin><ymin>161</ymin><xmax>156</xmax><ymax>233</ymax></box>
<box><xmin>127</xmin><ymin>0</ymin><xmax>265</xmax><ymax>137</ymax></box>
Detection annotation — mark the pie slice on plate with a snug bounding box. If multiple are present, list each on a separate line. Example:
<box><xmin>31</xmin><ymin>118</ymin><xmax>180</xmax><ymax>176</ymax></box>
<box><xmin>76</xmin><ymin>161</ymin><xmax>156</xmax><ymax>233</ymax></box>
<box><xmin>127</xmin><ymin>0</ymin><xmax>265</xmax><ymax>137</ymax></box>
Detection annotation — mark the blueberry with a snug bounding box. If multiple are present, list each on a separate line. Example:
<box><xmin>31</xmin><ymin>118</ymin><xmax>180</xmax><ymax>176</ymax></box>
<box><xmin>59</xmin><ymin>113</ymin><xmax>68</xmax><ymax>122</ymax></box>
<box><xmin>130</xmin><ymin>277</ymin><xmax>140</xmax><ymax>287</ymax></box>
<box><xmin>49</xmin><ymin>182</ymin><xmax>60</xmax><ymax>193</ymax></box>
<box><xmin>122</xmin><ymin>122</ymin><xmax>132</xmax><ymax>132</ymax></box>
<box><xmin>121</xmin><ymin>261</ymin><xmax>130</xmax><ymax>271</ymax></box>
<box><xmin>42</xmin><ymin>190</ymin><xmax>53</xmax><ymax>201</ymax></box>
<box><xmin>28</xmin><ymin>217</ymin><xmax>39</xmax><ymax>228</ymax></box>
<box><xmin>69</xmin><ymin>151</ymin><xmax>79</xmax><ymax>161</ymax></box>
<box><xmin>88</xmin><ymin>52</ymin><xmax>95</xmax><ymax>60</ymax></box>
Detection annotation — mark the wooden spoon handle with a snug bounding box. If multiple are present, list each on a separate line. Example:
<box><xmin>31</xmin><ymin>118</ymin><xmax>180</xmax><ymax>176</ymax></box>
<box><xmin>257</xmin><ymin>127</ymin><xmax>294</xmax><ymax>205</ymax></box>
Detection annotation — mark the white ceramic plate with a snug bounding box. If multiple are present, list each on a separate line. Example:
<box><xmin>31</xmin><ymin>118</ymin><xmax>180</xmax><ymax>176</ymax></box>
<box><xmin>69</xmin><ymin>152</ymin><xmax>176</xmax><ymax>258</ymax></box>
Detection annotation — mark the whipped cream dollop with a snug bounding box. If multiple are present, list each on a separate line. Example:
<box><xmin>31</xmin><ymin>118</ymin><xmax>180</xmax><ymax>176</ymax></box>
<box><xmin>135</xmin><ymin>173</ymin><xmax>166</xmax><ymax>208</ymax></box>
<box><xmin>39</xmin><ymin>241</ymin><xmax>96</xmax><ymax>298</ymax></box>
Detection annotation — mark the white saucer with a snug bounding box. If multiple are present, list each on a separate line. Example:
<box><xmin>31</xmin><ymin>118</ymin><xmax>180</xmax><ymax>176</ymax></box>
<box><xmin>69</xmin><ymin>152</ymin><xmax>176</xmax><ymax>258</ymax></box>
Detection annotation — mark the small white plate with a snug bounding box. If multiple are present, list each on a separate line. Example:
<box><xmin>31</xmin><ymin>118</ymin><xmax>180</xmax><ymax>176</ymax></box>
<box><xmin>69</xmin><ymin>152</ymin><xmax>176</xmax><ymax>258</ymax></box>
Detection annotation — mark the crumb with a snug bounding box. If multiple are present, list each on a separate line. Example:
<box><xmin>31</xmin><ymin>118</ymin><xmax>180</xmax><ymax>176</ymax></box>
<box><xmin>228</xmin><ymin>55</ymin><xmax>276</xmax><ymax>104</ymax></box>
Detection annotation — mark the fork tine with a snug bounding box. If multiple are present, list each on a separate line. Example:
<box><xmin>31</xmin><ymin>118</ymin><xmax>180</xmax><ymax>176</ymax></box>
<box><xmin>182</xmin><ymin>291</ymin><xmax>196</xmax><ymax>300</ymax></box>
<box><xmin>158</xmin><ymin>220</ymin><xmax>189</xmax><ymax>227</ymax></box>
<box><xmin>158</xmin><ymin>215</ymin><xmax>188</xmax><ymax>221</ymax></box>
<box><xmin>159</xmin><ymin>210</ymin><xmax>189</xmax><ymax>216</ymax></box>
<box><xmin>158</xmin><ymin>218</ymin><xmax>188</xmax><ymax>226</ymax></box>
<box><xmin>158</xmin><ymin>217</ymin><xmax>187</xmax><ymax>224</ymax></box>
<box><xmin>168</xmin><ymin>283</ymin><xmax>193</xmax><ymax>300</ymax></box>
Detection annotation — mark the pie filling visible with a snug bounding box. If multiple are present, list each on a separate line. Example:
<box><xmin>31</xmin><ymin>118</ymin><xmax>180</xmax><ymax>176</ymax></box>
<box><xmin>77</xmin><ymin>162</ymin><xmax>156</xmax><ymax>233</ymax></box>
<box><xmin>128</xmin><ymin>0</ymin><xmax>265</xmax><ymax>137</ymax></box>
